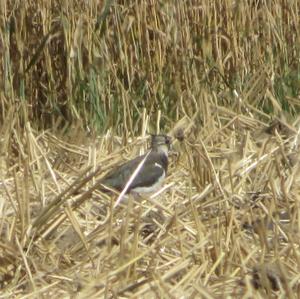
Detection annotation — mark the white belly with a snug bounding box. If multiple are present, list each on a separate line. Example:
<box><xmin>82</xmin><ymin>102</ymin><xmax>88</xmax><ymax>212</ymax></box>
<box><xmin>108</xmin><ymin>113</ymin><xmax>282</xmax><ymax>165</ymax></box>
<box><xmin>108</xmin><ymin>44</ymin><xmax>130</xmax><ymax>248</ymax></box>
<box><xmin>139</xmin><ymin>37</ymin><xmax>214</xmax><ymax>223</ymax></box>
<box><xmin>131</xmin><ymin>171</ymin><xmax>165</xmax><ymax>194</ymax></box>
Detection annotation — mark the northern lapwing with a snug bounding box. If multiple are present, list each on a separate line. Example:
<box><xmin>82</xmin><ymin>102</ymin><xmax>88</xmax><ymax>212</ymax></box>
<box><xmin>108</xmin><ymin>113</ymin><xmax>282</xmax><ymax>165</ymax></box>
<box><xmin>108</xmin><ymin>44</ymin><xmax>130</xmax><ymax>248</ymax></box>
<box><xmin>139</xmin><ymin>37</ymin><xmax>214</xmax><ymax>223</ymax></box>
<box><xmin>99</xmin><ymin>135</ymin><xmax>171</xmax><ymax>195</ymax></box>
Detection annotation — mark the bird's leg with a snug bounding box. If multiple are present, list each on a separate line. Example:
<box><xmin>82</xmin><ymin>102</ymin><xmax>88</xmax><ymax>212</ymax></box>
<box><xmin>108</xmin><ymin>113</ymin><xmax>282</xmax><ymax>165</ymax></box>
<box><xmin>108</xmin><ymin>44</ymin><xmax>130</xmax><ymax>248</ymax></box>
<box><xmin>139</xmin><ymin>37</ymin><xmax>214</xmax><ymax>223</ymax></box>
<box><xmin>131</xmin><ymin>191</ymin><xmax>144</xmax><ymax>201</ymax></box>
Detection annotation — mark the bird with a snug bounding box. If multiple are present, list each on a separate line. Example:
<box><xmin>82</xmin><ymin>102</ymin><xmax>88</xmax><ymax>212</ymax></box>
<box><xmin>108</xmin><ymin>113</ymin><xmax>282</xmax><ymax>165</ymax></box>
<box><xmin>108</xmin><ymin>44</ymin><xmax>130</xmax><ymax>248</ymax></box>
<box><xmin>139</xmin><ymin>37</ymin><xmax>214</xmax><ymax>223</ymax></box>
<box><xmin>98</xmin><ymin>134</ymin><xmax>172</xmax><ymax>195</ymax></box>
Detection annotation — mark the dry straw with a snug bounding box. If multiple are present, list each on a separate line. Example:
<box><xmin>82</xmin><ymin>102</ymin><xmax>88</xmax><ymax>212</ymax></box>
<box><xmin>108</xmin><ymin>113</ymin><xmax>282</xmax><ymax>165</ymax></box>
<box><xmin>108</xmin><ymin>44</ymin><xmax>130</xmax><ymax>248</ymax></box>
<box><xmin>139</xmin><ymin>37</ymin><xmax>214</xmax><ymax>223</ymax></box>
<box><xmin>1</xmin><ymin>0</ymin><xmax>300</xmax><ymax>298</ymax></box>
<box><xmin>1</xmin><ymin>109</ymin><xmax>300</xmax><ymax>298</ymax></box>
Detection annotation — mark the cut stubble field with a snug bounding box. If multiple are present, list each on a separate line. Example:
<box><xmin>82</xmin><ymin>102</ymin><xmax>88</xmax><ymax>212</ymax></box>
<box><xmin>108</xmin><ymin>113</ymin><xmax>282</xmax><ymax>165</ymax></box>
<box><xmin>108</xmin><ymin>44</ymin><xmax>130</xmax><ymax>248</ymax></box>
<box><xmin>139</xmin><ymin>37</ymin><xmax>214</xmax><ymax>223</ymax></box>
<box><xmin>1</xmin><ymin>0</ymin><xmax>300</xmax><ymax>298</ymax></box>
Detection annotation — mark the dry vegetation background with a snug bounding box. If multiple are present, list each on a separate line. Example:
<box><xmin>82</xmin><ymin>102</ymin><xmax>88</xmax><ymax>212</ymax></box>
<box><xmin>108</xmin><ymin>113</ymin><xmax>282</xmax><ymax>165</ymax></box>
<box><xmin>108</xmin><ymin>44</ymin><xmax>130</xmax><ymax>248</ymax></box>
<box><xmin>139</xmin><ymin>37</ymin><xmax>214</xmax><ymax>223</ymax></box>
<box><xmin>1</xmin><ymin>0</ymin><xmax>300</xmax><ymax>298</ymax></box>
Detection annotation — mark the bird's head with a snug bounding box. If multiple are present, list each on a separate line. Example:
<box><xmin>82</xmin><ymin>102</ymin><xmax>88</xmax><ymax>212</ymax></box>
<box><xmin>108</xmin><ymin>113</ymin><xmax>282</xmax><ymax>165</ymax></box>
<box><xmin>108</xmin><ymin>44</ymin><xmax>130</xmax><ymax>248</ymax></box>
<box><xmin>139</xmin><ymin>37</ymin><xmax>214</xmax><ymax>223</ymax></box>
<box><xmin>150</xmin><ymin>134</ymin><xmax>172</xmax><ymax>155</ymax></box>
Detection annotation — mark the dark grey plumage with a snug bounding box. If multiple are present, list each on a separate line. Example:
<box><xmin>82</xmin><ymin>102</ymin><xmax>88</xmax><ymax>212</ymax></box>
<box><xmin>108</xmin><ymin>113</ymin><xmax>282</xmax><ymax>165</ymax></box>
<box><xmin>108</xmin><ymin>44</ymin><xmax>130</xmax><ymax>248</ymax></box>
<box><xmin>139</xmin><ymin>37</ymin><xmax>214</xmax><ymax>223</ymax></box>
<box><xmin>99</xmin><ymin>135</ymin><xmax>171</xmax><ymax>194</ymax></box>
